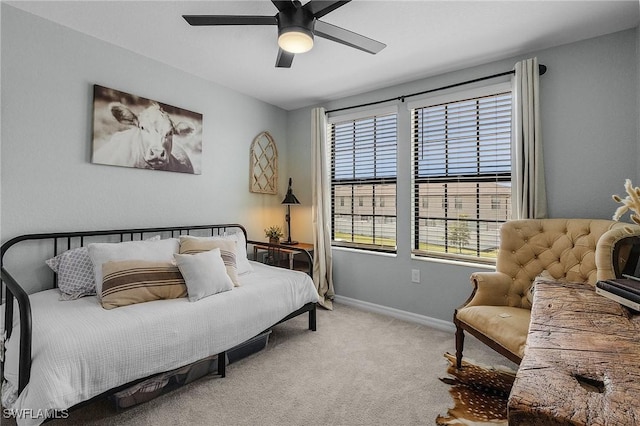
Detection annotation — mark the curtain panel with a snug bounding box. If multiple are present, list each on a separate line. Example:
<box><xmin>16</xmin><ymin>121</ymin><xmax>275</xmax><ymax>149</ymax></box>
<box><xmin>311</xmin><ymin>107</ymin><xmax>335</xmax><ymax>310</ymax></box>
<box><xmin>512</xmin><ymin>57</ymin><xmax>547</xmax><ymax>219</ymax></box>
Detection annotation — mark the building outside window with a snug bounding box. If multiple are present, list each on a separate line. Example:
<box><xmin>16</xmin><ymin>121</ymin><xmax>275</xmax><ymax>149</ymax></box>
<box><xmin>454</xmin><ymin>196</ymin><xmax>463</xmax><ymax>210</ymax></box>
<box><xmin>491</xmin><ymin>195</ymin><xmax>500</xmax><ymax>210</ymax></box>
<box><xmin>411</xmin><ymin>83</ymin><xmax>512</xmax><ymax>263</ymax></box>
<box><xmin>330</xmin><ymin>108</ymin><xmax>398</xmax><ymax>252</ymax></box>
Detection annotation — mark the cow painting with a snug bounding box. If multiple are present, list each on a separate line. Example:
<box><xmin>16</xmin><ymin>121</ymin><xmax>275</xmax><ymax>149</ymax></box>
<box><xmin>91</xmin><ymin>85</ymin><xmax>202</xmax><ymax>174</ymax></box>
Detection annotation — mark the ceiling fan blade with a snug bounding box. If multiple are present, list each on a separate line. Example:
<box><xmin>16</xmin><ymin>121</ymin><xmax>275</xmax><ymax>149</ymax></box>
<box><xmin>271</xmin><ymin>1</ymin><xmax>299</xmax><ymax>12</ymax></box>
<box><xmin>303</xmin><ymin>1</ymin><xmax>351</xmax><ymax>18</ymax></box>
<box><xmin>183</xmin><ymin>15</ymin><xmax>277</xmax><ymax>26</ymax></box>
<box><xmin>276</xmin><ymin>49</ymin><xmax>295</xmax><ymax>68</ymax></box>
<box><xmin>314</xmin><ymin>20</ymin><xmax>386</xmax><ymax>54</ymax></box>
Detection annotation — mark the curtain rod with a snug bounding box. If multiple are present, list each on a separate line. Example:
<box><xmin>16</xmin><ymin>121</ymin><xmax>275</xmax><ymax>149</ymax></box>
<box><xmin>326</xmin><ymin>64</ymin><xmax>547</xmax><ymax>114</ymax></box>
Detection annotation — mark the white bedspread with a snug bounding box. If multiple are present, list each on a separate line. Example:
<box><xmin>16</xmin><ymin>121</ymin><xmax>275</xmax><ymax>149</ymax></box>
<box><xmin>2</xmin><ymin>262</ymin><xmax>318</xmax><ymax>426</ymax></box>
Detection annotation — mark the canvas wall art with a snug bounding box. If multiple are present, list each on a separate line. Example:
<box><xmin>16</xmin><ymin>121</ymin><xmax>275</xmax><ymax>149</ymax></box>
<box><xmin>91</xmin><ymin>85</ymin><xmax>203</xmax><ymax>174</ymax></box>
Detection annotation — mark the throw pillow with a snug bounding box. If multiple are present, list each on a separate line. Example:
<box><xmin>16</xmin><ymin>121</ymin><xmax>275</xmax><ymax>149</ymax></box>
<box><xmin>101</xmin><ymin>260</ymin><xmax>187</xmax><ymax>309</ymax></box>
<box><xmin>88</xmin><ymin>238</ymin><xmax>180</xmax><ymax>298</ymax></box>
<box><xmin>227</xmin><ymin>232</ymin><xmax>253</xmax><ymax>275</ymax></box>
<box><xmin>46</xmin><ymin>247</ymin><xmax>96</xmax><ymax>300</ymax></box>
<box><xmin>180</xmin><ymin>233</ymin><xmax>253</xmax><ymax>275</ymax></box>
<box><xmin>178</xmin><ymin>237</ymin><xmax>240</xmax><ymax>286</ymax></box>
<box><xmin>174</xmin><ymin>248</ymin><xmax>234</xmax><ymax>302</ymax></box>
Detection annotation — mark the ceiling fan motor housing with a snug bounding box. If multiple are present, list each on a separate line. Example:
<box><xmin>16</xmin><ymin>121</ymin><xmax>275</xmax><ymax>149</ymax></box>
<box><xmin>277</xmin><ymin>8</ymin><xmax>315</xmax><ymax>53</ymax></box>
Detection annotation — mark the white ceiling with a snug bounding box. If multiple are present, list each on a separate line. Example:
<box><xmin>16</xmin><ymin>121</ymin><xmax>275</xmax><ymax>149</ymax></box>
<box><xmin>6</xmin><ymin>0</ymin><xmax>640</xmax><ymax>110</ymax></box>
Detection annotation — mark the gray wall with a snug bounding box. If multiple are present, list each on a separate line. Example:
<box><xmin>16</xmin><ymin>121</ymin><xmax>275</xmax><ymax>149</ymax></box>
<box><xmin>287</xmin><ymin>28</ymin><xmax>639</xmax><ymax>322</ymax></box>
<box><xmin>1</xmin><ymin>5</ymin><xmax>290</xmax><ymax>247</ymax></box>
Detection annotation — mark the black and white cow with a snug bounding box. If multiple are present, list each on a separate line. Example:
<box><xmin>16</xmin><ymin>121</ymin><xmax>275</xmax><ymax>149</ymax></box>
<box><xmin>94</xmin><ymin>102</ymin><xmax>195</xmax><ymax>173</ymax></box>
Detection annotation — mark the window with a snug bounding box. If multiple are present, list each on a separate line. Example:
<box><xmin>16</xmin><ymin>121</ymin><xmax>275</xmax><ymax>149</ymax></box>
<box><xmin>330</xmin><ymin>110</ymin><xmax>397</xmax><ymax>252</ymax></box>
<box><xmin>454</xmin><ymin>196</ymin><xmax>463</xmax><ymax>210</ymax></box>
<box><xmin>411</xmin><ymin>86</ymin><xmax>512</xmax><ymax>263</ymax></box>
<box><xmin>491</xmin><ymin>195</ymin><xmax>500</xmax><ymax>210</ymax></box>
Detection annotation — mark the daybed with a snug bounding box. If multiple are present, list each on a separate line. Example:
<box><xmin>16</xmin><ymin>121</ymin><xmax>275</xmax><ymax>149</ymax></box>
<box><xmin>0</xmin><ymin>224</ymin><xmax>319</xmax><ymax>426</ymax></box>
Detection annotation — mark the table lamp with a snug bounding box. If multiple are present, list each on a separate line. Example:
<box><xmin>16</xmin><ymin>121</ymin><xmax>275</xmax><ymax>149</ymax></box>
<box><xmin>281</xmin><ymin>177</ymin><xmax>300</xmax><ymax>245</ymax></box>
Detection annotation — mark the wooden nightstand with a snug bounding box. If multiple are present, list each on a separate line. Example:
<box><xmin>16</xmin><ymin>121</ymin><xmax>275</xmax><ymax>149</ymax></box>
<box><xmin>249</xmin><ymin>241</ymin><xmax>314</xmax><ymax>272</ymax></box>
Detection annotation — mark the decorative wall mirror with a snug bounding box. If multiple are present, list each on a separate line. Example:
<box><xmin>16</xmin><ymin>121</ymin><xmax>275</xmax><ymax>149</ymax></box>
<box><xmin>249</xmin><ymin>131</ymin><xmax>278</xmax><ymax>194</ymax></box>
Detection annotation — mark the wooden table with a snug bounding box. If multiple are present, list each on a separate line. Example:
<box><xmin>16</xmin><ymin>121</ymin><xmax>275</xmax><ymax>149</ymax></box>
<box><xmin>251</xmin><ymin>242</ymin><xmax>314</xmax><ymax>270</ymax></box>
<box><xmin>508</xmin><ymin>280</ymin><xmax>640</xmax><ymax>425</ymax></box>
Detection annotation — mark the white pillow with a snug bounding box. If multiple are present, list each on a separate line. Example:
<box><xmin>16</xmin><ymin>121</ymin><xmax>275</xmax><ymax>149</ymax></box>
<box><xmin>229</xmin><ymin>231</ymin><xmax>253</xmax><ymax>274</ymax></box>
<box><xmin>174</xmin><ymin>248</ymin><xmax>234</xmax><ymax>302</ymax></box>
<box><xmin>45</xmin><ymin>235</ymin><xmax>162</xmax><ymax>301</ymax></box>
<box><xmin>88</xmin><ymin>238</ymin><xmax>179</xmax><ymax>298</ymax></box>
<box><xmin>180</xmin><ymin>232</ymin><xmax>253</xmax><ymax>274</ymax></box>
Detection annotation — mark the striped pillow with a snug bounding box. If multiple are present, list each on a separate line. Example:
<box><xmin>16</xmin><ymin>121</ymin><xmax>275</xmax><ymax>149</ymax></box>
<box><xmin>101</xmin><ymin>260</ymin><xmax>187</xmax><ymax>310</ymax></box>
<box><xmin>178</xmin><ymin>237</ymin><xmax>240</xmax><ymax>286</ymax></box>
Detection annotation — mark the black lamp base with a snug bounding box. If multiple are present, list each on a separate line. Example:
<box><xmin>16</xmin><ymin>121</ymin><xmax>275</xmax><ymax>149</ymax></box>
<box><xmin>281</xmin><ymin>240</ymin><xmax>298</xmax><ymax>245</ymax></box>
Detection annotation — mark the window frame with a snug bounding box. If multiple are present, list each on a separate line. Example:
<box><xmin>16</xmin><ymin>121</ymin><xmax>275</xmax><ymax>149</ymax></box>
<box><xmin>409</xmin><ymin>83</ymin><xmax>512</xmax><ymax>264</ymax></box>
<box><xmin>328</xmin><ymin>106</ymin><xmax>398</xmax><ymax>253</ymax></box>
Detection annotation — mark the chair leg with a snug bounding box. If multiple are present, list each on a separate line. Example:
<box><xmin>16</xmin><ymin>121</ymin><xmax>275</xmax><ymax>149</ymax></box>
<box><xmin>455</xmin><ymin>324</ymin><xmax>464</xmax><ymax>369</ymax></box>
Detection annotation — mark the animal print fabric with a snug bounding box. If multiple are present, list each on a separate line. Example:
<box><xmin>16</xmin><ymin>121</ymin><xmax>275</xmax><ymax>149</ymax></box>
<box><xmin>437</xmin><ymin>352</ymin><xmax>516</xmax><ymax>425</ymax></box>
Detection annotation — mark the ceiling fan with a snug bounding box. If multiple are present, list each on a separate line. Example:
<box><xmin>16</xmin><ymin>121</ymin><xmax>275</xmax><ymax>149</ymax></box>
<box><xmin>183</xmin><ymin>0</ymin><xmax>386</xmax><ymax>68</ymax></box>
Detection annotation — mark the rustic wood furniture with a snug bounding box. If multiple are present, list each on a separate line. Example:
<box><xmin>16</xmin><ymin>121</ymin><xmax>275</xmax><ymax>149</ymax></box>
<box><xmin>250</xmin><ymin>241</ymin><xmax>313</xmax><ymax>271</ymax></box>
<box><xmin>454</xmin><ymin>219</ymin><xmax>640</xmax><ymax>368</ymax></box>
<box><xmin>508</xmin><ymin>280</ymin><xmax>640</xmax><ymax>425</ymax></box>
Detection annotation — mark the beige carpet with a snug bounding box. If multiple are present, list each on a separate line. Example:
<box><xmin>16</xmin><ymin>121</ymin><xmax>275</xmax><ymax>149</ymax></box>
<box><xmin>12</xmin><ymin>303</ymin><xmax>516</xmax><ymax>426</ymax></box>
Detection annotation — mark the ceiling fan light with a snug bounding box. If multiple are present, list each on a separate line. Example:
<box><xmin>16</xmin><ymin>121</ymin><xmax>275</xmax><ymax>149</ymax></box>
<box><xmin>278</xmin><ymin>29</ymin><xmax>314</xmax><ymax>54</ymax></box>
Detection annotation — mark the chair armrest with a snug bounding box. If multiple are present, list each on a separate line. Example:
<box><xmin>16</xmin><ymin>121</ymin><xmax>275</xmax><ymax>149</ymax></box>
<box><xmin>461</xmin><ymin>271</ymin><xmax>512</xmax><ymax>308</ymax></box>
<box><xmin>596</xmin><ymin>224</ymin><xmax>640</xmax><ymax>280</ymax></box>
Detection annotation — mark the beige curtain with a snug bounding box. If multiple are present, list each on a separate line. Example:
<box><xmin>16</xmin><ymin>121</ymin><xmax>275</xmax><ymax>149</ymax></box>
<box><xmin>311</xmin><ymin>107</ymin><xmax>334</xmax><ymax>310</ymax></box>
<box><xmin>512</xmin><ymin>57</ymin><xmax>547</xmax><ymax>219</ymax></box>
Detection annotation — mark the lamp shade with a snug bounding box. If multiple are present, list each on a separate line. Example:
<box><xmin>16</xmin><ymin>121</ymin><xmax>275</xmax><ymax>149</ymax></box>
<box><xmin>282</xmin><ymin>178</ymin><xmax>300</xmax><ymax>205</ymax></box>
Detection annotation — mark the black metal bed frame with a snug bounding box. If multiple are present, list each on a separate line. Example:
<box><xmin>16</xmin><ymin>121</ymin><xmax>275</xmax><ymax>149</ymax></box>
<box><xmin>1</xmin><ymin>223</ymin><xmax>316</xmax><ymax>402</ymax></box>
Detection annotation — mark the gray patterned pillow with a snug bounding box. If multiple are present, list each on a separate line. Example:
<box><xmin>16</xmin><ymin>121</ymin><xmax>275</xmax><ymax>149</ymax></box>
<box><xmin>46</xmin><ymin>247</ymin><xmax>96</xmax><ymax>300</ymax></box>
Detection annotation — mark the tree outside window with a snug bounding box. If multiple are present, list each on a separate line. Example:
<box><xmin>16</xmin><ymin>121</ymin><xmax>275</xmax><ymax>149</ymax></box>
<box><xmin>447</xmin><ymin>214</ymin><xmax>471</xmax><ymax>254</ymax></box>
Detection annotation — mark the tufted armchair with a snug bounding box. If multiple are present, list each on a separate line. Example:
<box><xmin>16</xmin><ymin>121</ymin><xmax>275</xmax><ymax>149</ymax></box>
<box><xmin>454</xmin><ymin>218</ymin><xmax>640</xmax><ymax>368</ymax></box>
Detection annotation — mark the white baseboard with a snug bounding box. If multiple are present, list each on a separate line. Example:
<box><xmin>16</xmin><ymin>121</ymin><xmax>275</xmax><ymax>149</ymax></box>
<box><xmin>333</xmin><ymin>295</ymin><xmax>456</xmax><ymax>333</ymax></box>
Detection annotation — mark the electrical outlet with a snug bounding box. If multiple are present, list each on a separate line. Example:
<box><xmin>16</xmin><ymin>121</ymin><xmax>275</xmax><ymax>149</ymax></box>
<box><xmin>411</xmin><ymin>269</ymin><xmax>420</xmax><ymax>283</ymax></box>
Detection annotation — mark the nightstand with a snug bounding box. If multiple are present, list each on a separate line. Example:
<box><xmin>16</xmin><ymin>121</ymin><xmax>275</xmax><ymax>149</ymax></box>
<box><xmin>249</xmin><ymin>241</ymin><xmax>314</xmax><ymax>272</ymax></box>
